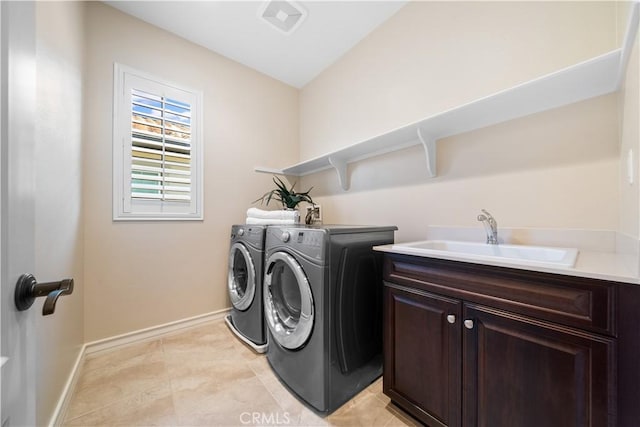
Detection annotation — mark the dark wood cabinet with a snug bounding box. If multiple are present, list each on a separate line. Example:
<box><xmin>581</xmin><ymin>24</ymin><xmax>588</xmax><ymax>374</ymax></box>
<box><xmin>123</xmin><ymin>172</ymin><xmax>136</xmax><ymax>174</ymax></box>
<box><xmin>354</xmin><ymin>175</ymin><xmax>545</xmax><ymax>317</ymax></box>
<box><xmin>463</xmin><ymin>303</ymin><xmax>615</xmax><ymax>427</ymax></box>
<box><xmin>382</xmin><ymin>253</ymin><xmax>630</xmax><ymax>427</ymax></box>
<box><xmin>384</xmin><ymin>284</ymin><xmax>461</xmax><ymax>427</ymax></box>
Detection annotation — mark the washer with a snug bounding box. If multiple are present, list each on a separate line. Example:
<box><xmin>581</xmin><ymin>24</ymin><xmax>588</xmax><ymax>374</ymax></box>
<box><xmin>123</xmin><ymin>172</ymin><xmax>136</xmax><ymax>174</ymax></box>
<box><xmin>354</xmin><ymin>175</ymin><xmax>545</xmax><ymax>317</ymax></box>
<box><xmin>263</xmin><ymin>224</ymin><xmax>397</xmax><ymax>413</ymax></box>
<box><xmin>226</xmin><ymin>224</ymin><xmax>267</xmax><ymax>352</ymax></box>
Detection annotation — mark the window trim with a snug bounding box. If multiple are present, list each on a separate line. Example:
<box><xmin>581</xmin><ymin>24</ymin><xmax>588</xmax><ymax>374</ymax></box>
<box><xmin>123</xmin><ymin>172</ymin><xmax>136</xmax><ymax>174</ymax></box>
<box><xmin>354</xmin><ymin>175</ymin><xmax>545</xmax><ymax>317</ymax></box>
<box><xmin>113</xmin><ymin>63</ymin><xmax>204</xmax><ymax>221</ymax></box>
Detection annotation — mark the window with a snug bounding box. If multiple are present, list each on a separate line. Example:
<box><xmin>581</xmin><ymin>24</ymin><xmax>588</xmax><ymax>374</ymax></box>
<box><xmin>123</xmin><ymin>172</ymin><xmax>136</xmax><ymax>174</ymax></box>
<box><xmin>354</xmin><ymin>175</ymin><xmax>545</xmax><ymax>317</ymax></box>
<box><xmin>113</xmin><ymin>63</ymin><xmax>203</xmax><ymax>220</ymax></box>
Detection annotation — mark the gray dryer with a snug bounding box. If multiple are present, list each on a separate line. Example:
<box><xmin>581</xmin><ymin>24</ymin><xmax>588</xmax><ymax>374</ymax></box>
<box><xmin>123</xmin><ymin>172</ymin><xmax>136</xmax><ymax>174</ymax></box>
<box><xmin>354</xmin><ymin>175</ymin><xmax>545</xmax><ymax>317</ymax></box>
<box><xmin>263</xmin><ymin>224</ymin><xmax>396</xmax><ymax>413</ymax></box>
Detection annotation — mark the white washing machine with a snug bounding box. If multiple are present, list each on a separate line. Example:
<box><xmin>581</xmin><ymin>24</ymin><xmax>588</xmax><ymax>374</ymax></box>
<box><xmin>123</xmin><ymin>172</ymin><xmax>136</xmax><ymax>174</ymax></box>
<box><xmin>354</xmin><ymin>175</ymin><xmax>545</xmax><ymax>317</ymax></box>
<box><xmin>263</xmin><ymin>224</ymin><xmax>396</xmax><ymax>413</ymax></box>
<box><xmin>226</xmin><ymin>224</ymin><xmax>267</xmax><ymax>352</ymax></box>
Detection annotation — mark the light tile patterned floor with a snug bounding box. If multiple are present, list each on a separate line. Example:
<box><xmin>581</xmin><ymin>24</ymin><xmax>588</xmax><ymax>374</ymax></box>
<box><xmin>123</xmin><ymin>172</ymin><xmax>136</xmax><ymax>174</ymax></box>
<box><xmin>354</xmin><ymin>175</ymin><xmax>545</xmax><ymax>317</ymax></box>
<box><xmin>63</xmin><ymin>319</ymin><xmax>419</xmax><ymax>426</ymax></box>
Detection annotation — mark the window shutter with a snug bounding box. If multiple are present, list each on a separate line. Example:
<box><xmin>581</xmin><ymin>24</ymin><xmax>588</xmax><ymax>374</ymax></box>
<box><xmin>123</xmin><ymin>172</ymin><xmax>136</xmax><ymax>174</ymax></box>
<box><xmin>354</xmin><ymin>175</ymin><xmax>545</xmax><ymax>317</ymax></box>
<box><xmin>113</xmin><ymin>63</ymin><xmax>203</xmax><ymax>220</ymax></box>
<box><xmin>130</xmin><ymin>89</ymin><xmax>192</xmax><ymax>202</ymax></box>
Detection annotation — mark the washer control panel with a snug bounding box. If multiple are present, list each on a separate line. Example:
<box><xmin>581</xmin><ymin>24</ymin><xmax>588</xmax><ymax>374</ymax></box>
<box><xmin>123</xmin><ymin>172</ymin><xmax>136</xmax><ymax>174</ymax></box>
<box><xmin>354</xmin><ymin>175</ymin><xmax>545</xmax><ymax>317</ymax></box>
<box><xmin>231</xmin><ymin>225</ymin><xmax>266</xmax><ymax>247</ymax></box>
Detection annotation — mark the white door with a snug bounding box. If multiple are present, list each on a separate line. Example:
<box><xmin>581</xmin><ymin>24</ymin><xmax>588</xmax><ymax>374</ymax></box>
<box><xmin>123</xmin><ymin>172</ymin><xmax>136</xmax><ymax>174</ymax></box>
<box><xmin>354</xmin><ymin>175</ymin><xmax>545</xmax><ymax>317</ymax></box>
<box><xmin>1</xmin><ymin>2</ymin><xmax>37</xmax><ymax>426</ymax></box>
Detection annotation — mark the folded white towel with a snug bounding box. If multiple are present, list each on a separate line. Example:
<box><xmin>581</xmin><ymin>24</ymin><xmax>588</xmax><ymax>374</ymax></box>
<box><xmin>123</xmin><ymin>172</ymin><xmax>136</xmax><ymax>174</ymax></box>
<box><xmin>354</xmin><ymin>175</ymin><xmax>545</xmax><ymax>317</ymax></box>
<box><xmin>246</xmin><ymin>207</ymin><xmax>298</xmax><ymax>220</ymax></box>
<box><xmin>245</xmin><ymin>217</ymin><xmax>297</xmax><ymax>225</ymax></box>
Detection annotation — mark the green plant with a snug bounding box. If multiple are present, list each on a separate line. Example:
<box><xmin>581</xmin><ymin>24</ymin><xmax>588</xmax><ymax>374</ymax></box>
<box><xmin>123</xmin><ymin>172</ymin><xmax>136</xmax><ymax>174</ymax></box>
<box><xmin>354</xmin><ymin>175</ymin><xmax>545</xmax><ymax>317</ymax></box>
<box><xmin>254</xmin><ymin>176</ymin><xmax>314</xmax><ymax>209</ymax></box>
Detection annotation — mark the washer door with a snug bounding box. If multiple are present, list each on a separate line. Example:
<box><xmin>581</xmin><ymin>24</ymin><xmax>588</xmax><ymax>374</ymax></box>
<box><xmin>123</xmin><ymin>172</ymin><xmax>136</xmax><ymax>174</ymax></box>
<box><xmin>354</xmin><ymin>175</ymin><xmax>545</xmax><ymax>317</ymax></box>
<box><xmin>228</xmin><ymin>242</ymin><xmax>256</xmax><ymax>311</ymax></box>
<box><xmin>264</xmin><ymin>251</ymin><xmax>314</xmax><ymax>350</ymax></box>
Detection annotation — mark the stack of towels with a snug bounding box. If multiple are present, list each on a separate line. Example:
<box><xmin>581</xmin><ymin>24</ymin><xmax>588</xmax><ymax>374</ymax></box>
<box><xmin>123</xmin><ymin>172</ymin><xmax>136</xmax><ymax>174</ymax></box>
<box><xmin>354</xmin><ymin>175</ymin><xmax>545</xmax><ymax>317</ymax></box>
<box><xmin>246</xmin><ymin>207</ymin><xmax>299</xmax><ymax>225</ymax></box>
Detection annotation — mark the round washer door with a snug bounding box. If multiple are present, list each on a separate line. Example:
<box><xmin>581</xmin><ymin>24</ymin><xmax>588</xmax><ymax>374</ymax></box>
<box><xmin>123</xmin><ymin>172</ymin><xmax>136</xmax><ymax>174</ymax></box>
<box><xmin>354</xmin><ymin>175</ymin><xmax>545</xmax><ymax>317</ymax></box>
<box><xmin>264</xmin><ymin>251</ymin><xmax>314</xmax><ymax>350</ymax></box>
<box><xmin>228</xmin><ymin>242</ymin><xmax>256</xmax><ymax>311</ymax></box>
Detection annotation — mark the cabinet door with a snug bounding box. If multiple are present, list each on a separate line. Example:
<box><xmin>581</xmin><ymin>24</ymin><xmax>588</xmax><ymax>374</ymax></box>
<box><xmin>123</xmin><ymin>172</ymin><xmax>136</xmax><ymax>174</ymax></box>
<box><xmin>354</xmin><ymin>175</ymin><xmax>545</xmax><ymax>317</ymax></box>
<box><xmin>463</xmin><ymin>303</ymin><xmax>615</xmax><ymax>427</ymax></box>
<box><xmin>384</xmin><ymin>283</ymin><xmax>462</xmax><ymax>427</ymax></box>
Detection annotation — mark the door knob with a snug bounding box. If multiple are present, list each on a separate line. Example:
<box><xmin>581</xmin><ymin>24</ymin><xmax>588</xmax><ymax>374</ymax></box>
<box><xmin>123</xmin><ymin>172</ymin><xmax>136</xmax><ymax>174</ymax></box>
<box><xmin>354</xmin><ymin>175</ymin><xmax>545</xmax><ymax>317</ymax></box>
<box><xmin>464</xmin><ymin>319</ymin><xmax>474</xmax><ymax>329</ymax></box>
<box><xmin>14</xmin><ymin>274</ymin><xmax>74</xmax><ymax>315</ymax></box>
<box><xmin>446</xmin><ymin>314</ymin><xmax>456</xmax><ymax>324</ymax></box>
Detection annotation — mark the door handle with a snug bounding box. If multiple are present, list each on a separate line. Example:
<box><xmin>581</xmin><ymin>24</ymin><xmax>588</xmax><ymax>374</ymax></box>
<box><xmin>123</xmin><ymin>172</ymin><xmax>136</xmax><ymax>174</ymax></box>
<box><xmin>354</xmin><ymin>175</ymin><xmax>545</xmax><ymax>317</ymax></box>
<box><xmin>14</xmin><ymin>273</ymin><xmax>74</xmax><ymax>315</ymax></box>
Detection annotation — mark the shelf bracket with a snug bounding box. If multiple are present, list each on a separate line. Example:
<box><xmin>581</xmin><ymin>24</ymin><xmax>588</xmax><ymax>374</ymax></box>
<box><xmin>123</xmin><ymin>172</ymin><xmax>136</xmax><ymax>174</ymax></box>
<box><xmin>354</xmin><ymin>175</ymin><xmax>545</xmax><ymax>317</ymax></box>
<box><xmin>328</xmin><ymin>155</ymin><xmax>348</xmax><ymax>191</ymax></box>
<box><xmin>417</xmin><ymin>127</ymin><xmax>437</xmax><ymax>178</ymax></box>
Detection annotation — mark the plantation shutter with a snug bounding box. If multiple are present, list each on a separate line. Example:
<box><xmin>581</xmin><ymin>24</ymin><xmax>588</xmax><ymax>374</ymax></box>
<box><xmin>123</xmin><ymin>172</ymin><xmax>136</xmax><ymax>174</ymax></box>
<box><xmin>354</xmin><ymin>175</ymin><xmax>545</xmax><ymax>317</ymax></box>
<box><xmin>130</xmin><ymin>89</ymin><xmax>192</xmax><ymax>202</ymax></box>
<box><xmin>113</xmin><ymin>63</ymin><xmax>203</xmax><ymax>220</ymax></box>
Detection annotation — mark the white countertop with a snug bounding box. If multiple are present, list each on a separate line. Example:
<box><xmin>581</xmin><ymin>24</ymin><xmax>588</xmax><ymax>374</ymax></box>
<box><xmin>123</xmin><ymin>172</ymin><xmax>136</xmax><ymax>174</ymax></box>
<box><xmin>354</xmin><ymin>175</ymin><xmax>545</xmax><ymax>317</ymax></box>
<box><xmin>374</xmin><ymin>244</ymin><xmax>640</xmax><ymax>285</ymax></box>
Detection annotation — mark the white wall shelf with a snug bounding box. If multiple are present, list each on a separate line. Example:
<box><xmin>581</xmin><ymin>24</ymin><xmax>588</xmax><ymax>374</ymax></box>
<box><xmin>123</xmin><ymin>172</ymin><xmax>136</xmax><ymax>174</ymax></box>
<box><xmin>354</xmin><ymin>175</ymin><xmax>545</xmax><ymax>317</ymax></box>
<box><xmin>256</xmin><ymin>4</ymin><xmax>639</xmax><ymax>191</ymax></box>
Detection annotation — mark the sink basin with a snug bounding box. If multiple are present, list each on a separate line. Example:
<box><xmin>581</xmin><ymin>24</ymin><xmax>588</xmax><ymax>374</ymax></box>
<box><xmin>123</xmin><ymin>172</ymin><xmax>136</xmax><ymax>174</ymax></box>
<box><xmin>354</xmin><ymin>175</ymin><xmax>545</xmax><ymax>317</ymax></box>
<box><xmin>385</xmin><ymin>240</ymin><xmax>579</xmax><ymax>268</ymax></box>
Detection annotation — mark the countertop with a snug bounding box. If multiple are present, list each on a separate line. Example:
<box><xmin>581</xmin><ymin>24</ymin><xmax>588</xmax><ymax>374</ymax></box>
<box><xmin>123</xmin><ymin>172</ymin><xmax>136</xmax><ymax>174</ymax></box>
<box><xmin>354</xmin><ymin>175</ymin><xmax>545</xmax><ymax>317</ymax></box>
<box><xmin>374</xmin><ymin>244</ymin><xmax>640</xmax><ymax>285</ymax></box>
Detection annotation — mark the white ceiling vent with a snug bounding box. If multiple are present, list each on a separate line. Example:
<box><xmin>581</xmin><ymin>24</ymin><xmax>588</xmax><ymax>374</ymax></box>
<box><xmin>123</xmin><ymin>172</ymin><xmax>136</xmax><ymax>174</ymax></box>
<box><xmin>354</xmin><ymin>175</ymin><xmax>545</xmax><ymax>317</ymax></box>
<box><xmin>259</xmin><ymin>1</ymin><xmax>307</xmax><ymax>35</ymax></box>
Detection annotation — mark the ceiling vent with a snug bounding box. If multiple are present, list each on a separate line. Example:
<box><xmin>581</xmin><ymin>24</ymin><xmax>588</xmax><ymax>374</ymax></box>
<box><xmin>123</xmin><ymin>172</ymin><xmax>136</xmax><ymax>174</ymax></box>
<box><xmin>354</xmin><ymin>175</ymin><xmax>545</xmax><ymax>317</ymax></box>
<box><xmin>259</xmin><ymin>1</ymin><xmax>307</xmax><ymax>35</ymax></box>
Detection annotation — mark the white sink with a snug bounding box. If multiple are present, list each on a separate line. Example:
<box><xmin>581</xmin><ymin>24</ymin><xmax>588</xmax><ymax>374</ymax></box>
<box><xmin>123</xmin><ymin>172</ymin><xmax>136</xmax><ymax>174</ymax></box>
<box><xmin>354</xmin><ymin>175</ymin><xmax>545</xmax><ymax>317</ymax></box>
<box><xmin>385</xmin><ymin>240</ymin><xmax>579</xmax><ymax>268</ymax></box>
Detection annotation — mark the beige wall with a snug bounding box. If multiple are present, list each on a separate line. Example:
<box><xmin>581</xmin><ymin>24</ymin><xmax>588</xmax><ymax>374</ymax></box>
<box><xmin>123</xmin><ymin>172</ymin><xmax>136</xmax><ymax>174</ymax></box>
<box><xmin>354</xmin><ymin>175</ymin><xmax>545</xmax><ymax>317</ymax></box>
<box><xmin>299</xmin><ymin>1</ymin><xmax>620</xmax><ymax>242</ymax></box>
<box><xmin>35</xmin><ymin>2</ymin><xmax>85</xmax><ymax>424</ymax></box>
<box><xmin>618</xmin><ymin>2</ymin><xmax>640</xmax><ymax>241</ymax></box>
<box><xmin>83</xmin><ymin>3</ymin><xmax>298</xmax><ymax>341</ymax></box>
<box><xmin>29</xmin><ymin>1</ymin><xmax>636</xmax><ymax>422</ymax></box>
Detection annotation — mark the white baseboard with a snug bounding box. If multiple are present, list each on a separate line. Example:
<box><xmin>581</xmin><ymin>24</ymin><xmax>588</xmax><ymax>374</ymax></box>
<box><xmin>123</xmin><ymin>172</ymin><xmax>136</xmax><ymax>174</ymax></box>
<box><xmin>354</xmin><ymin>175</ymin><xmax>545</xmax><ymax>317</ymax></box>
<box><xmin>84</xmin><ymin>308</ymin><xmax>230</xmax><ymax>355</ymax></box>
<box><xmin>49</xmin><ymin>343</ymin><xmax>86</xmax><ymax>427</ymax></box>
<box><xmin>49</xmin><ymin>308</ymin><xmax>231</xmax><ymax>426</ymax></box>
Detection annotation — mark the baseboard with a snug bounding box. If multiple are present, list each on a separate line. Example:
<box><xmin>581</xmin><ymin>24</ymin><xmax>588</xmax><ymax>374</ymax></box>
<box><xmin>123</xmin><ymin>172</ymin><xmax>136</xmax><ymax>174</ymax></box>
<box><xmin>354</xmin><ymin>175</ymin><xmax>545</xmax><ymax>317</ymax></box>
<box><xmin>84</xmin><ymin>308</ymin><xmax>231</xmax><ymax>355</ymax></box>
<box><xmin>49</xmin><ymin>343</ymin><xmax>86</xmax><ymax>427</ymax></box>
<box><xmin>49</xmin><ymin>308</ymin><xmax>231</xmax><ymax>426</ymax></box>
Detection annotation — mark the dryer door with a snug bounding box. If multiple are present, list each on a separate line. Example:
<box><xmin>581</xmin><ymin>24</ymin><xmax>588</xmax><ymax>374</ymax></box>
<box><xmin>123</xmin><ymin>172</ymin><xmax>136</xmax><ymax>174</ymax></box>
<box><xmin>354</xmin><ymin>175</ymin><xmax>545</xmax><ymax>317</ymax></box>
<box><xmin>228</xmin><ymin>242</ymin><xmax>256</xmax><ymax>311</ymax></box>
<box><xmin>264</xmin><ymin>251</ymin><xmax>314</xmax><ymax>350</ymax></box>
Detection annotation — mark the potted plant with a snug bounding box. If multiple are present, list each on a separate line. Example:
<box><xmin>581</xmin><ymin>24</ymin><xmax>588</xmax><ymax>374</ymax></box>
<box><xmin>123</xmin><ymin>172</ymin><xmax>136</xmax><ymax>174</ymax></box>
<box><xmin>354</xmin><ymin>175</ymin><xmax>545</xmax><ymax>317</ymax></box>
<box><xmin>254</xmin><ymin>176</ymin><xmax>314</xmax><ymax>210</ymax></box>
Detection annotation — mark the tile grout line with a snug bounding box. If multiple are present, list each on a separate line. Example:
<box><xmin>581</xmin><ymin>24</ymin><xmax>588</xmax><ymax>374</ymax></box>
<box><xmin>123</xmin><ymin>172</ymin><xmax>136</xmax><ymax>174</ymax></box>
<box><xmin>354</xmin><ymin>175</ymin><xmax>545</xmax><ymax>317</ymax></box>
<box><xmin>254</xmin><ymin>370</ymin><xmax>305</xmax><ymax>425</ymax></box>
<box><xmin>62</xmin><ymin>318</ymin><xmax>417</xmax><ymax>427</ymax></box>
<box><xmin>63</xmin><ymin>362</ymin><xmax>174</xmax><ymax>424</ymax></box>
<box><xmin>64</xmin><ymin>337</ymin><xmax>179</xmax><ymax>424</ymax></box>
<box><xmin>161</xmin><ymin>336</ymin><xmax>184</xmax><ymax>427</ymax></box>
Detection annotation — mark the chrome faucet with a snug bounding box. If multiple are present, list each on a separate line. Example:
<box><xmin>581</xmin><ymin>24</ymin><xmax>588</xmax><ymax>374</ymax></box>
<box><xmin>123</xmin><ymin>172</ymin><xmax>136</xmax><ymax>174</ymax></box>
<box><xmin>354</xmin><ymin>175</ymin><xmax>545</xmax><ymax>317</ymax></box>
<box><xmin>477</xmin><ymin>209</ymin><xmax>498</xmax><ymax>245</ymax></box>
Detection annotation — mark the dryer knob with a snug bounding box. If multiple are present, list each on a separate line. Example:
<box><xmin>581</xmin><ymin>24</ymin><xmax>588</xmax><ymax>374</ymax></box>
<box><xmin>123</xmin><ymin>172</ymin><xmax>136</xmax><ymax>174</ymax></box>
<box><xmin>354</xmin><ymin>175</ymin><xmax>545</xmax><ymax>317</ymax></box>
<box><xmin>238</xmin><ymin>228</ymin><xmax>245</xmax><ymax>236</ymax></box>
<box><xmin>281</xmin><ymin>231</ymin><xmax>291</xmax><ymax>242</ymax></box>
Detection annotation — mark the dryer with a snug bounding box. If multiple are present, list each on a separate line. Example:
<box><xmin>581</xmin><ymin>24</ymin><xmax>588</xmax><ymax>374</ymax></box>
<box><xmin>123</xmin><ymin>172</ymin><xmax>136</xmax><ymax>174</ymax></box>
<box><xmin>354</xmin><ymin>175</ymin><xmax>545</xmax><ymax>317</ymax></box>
<box><xmin>263</xmin><ymin>224</ymin><xmax>396</xmax><ymax>413</ymax></box>
<box><xmin>226</xmin><ymin>224</ymin><xmax>267</xmax><ymax>352</ymax></box>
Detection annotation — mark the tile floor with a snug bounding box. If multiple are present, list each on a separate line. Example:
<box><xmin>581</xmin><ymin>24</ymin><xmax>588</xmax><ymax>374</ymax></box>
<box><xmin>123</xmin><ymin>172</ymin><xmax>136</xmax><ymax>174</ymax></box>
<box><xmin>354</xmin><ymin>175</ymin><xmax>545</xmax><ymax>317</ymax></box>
<box><xmin>63</xmin><ymin>318</ymin><xmax>420</xmax><ymax>426</ymax></box>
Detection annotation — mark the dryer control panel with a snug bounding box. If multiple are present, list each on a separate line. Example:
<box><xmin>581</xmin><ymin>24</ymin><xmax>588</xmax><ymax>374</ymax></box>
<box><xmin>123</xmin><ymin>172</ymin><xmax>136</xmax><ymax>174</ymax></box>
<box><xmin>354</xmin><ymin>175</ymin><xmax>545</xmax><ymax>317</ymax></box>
<box><xmin>290</xmin><ymin>230</ymin><xmax>325</xmax><ymax>262</ymax></box>
<box><xmin>295</xmin><ymin>231</ymin><xmax>323</xmax><ymax>247</ymax></box>
<box><xmin>267</xmin><ymin>227</ymin><xmax>326</xmax><ymax>262</ymax></box>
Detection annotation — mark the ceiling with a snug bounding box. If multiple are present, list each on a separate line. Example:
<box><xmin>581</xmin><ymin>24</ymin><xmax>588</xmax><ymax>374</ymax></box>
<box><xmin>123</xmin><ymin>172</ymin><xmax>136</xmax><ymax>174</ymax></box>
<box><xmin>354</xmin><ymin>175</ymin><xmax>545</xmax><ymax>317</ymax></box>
<box><xmin>105</xmin><ymin>1</ymin><xmax>408</xmax><ymax>88</ymax></box>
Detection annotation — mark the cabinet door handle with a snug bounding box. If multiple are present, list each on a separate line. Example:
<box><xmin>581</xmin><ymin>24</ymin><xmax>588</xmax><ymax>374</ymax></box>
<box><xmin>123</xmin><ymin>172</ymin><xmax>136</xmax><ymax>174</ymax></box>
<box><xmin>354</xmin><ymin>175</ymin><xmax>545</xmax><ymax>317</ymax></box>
<box><xmin>464</xmin><ymin>319</ymin><xmax>474</xmax><ymax>329</ymax></box>
<box><xmin>446</xmin><ymin>314</ymin><xmax>456</xmax><ymax>324</ymax></box>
